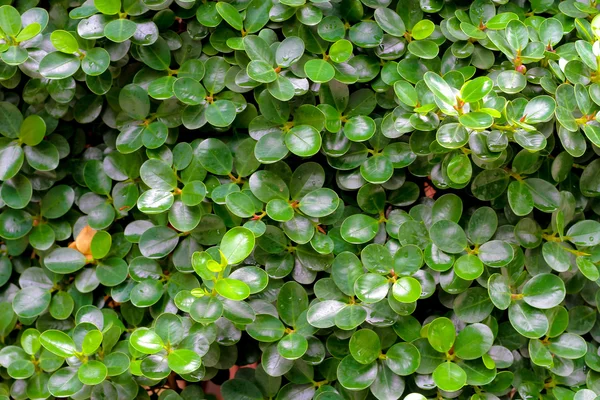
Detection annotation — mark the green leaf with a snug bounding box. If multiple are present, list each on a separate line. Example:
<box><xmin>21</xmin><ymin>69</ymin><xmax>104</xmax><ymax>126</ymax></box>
<box><xmin>266</xmin><ymin>198</ymin><xmax>293</xmax><ymax>221</ymax></box>
<box><xmin>130</xmin><ymin>280</ymin><xmax>164</xmax><ymax>307</ymax></box>
<box><xmin>49</xmin><ymin>291</ymin><xmax>74</xmax><ymax>320</ymax></box>
<box><xmin>344</xmin><ymin>115</ymin><xmax>375</xmax><ymax>142</ymax></box>
<box><xmin>459</xmin><ymin>112</ymin><xmax>493</xmax><ymax>129</ymax></box>
<box><xmin>277</xmin><ymin>333</ymin><xmax>308</xmax><ymax>360</ymax></box>
<box><xmin>329</xmin><ymin>39</ymin><xmax>353</xmax><ymax>63</ymax></box>
<box><xmin>48</xmin><ymin>367</ymin><xmax>83</xmax><ymax>398</ymax></box>
<box><xmin>432</xmin><ymin>362</ymin><xmax>466</xmax><ymax>392</ymax></box>
<box><xmin>488</xmin><ymin>273</ymin><xmax>511</xmax><ymax>310</ymax></box>
<box><xmin>427</xmin><ymin>317</ymin><xmax>455</xmax><ymax>353</ymax></box>
<box><xmin>349</xmin><ymin>329</ymin><xmax>380</xmax><ymax>364</ymax></box>
<box><xmin>506</xmin><ymin>19</ymin><xmax>528</xmax><ymax>51</ymax></box>
<box><xmin>18</xmin><ymin>115</ymin><xmax>45</xmax><ymax>146</ymax></box>
<box><xmin>394</xmin><ymin>81</ymin><xmax>418</xmax><ymax>108</ymax></box>
<box><xmin>104</xmin><ymin>19</ymin><xmax>137</xmax><ymax>42</ymax></box>
<box><xmin>220</xmin><ymin>226</ymin><xmax>255</xmax><ymax>265</ymax></box>
<box><xmin>0</xmin><ymin>6</ymin><xmax>21</xmax><ymax>37</ymax></box>
<box><xmin>385</xmin><ymin>342</ymin><xmax>420</xmax><ymax>376</ymax></box>
<box><xmin>523</xmin><ymin>96</ymin><xmax>556</xmax><ymax>124</ymax></box>
<box><xmin>1</xmin><ymin>45</ymin><xmax>27</xmax><ymax>65</ymax></box>
<box><xmin>119</xmin><ymin>84</ymin><xmax>150</xmax><ymax>120</ymax></box>
<box><xmin>529</xmin><ymin>338</ymin><xmax>553</xmax><ymax>367</ymax></box>
<box><xmin>248</xmin><ymin>60</ymin><xmax>277</xmax><ymax>83</ymax></box>
<box><xmin>337</xmin><ymin>356</ymin><xmax>377</xmax><ymax>390</ymax></box>
<box><xmin>215</xmin><ymin>278</ymin><xmax>251</xmax><ymax>300</ymax></box>
<box><xmin>196</xmin><ymin>3</ymin><xmax>222</xmax><ymax>27</ymax></box>
<box><xmin>524</xmin><ymin>178</ymin><xmax>560</xmax><ymax>212</ymax></box>
<box><xmin>84</xmin><ymin>159</ymin><xmax>112</xmax><ymax>195</ymax></box>
<box><xmin>196</xmin><ymin>138</ymin><xmax>233</xmax><ymax>175</ymax></box>
<box><xmin>262</xmin><ymin>343</ymin><xmax>294</xmax><ymax>377</ymax></box>
<box><xmin>247</xmin><ymin>314</ymin><xmax>285</xmax><ymax>342</ymax></box>
<box><xmin>7</xmin><ymin>359</ymin><xmax>34</xmax><ymax>379</ymax></box>
<box><xmin>268</xmin><ymin>75</ymin><xmax>296</xmax><ymax>101</ymax></box>
<box><xmin>374</xmin><ymin>8</ymin><xmax>405</xmax><ymax>37</ymax></box>
<box><xmin>275</xmin><ymin>36</ymin><xmax>304</xmax><ymax>67</ymax></box>
<box><xmin>412</xmin><ymin>19</ymin><xmax>434</xmax><ymax>40</ymax></box>
<box><xmin>429</xmin><ymin>220</ymin><xmax>467</xmax><ymax>254</ymax></box>
<box><xmin>216</xmin><ymin>2</ymin><xmax>243</xmax><ymax>30</ymax></box>
<box><xmin>0</xmin><ymin>142</ymin><xmax>23</xmax><ymax>180</ymax></box>
<box><xmin>335</xmin><ymin>304</ymin><xmax>367</xmax><ymax>330</ymax></box>
<box><xmin>349</xmin><ymin>20</ymin><xmax>383</xmax><ymax>47</ymax></box>
<box><xmin>497</xmin><ymin>70</ymin><xmax>527</xmax><ymax>94</ymax></box>
<box><xmin>548</xmin><ymin>333</ymin><xmax>587</xmax><ymax>359</ymax></box>
<box><xmin>285</xmin><ymin>125</ymin><xmax>322</xmax><ymax>157</ymax></box>
<box><xmin>392</xmin><ymin>276</ymin><xmax>421</xmax><ymax>303</ymax></box>
<box><xmin>436</xmin><ymin>123</ymin><xmax>468</xmax><ymax>149</ymax></box>
<box><xmin>454</xmin><ymin>288</ymin><xmax>492</xmax><ymax>324</ymax></box>
<box><xmin>94</xmin><ymin>0</ymin><xmax>120</xmax><ymax>14</ymax></box>
<box><xmin>508</xmin><ymin>301</ymin><xmax>549</xmax><ymax>339</ymax></box>
<box><xmin>1</xmin><ymin>174</ymin><xmax>32</xmax><ymax>209</ymax></box>
<box><xmin>82</xmin><ymin>330</ymin><xmax>102</xmax><ymax>355</ymax></box>
<box><xmin>340</xmin><ymin>214</ymin><xmax>379</xmax><ymax>244</ymax></box>
<box><xmin>522</xmin><ymin>273</ymin><xmax>566</xmax><ymax>309</ymax></box>
<box><xmin>168</xmin><ymin>349</ymin><xmax>202</xmax><ymax>374</ymax></box>
<box><xmin>190</xmin><ymin>296</ymin><xmax>223</xmax><ymax>324</ymax></box>
<box><xmin>82</xmin><ymin>48</ymin><xmax>110</xmax><ymax>76</ymax></box>
<box><xmin>454</xmin><ymin>254</ymin><xmax>483</xmax><ymax>280</ymax></box>
<box><xmin>304</xmin><ymin>59</ymin><xmax>335</xmax><ymax>83</ymax></box>
<box><xmin>407</xmin><ymin>40</ymin><xmax>439</xmax><ymax>59</ymax></box>
<box><xmin>298</xmin><ymin>188</ymin><xmax>339</xmax><ymax>217</ymax></box>
<box><xmin>577</xmin><ymin>256</ymin><xmax>599</xmax><ymax>281</ymax></box>
<box><xmin>15</xmin><ymin>22</ymin><xmax>40</xmax><ymax>42</ymax></box>
<box><xmin>50</xmin><ymin>30</ymin><xmax>79</xmax><ymax>53</ymax></box>
<box><xmin>39</xmin><ymin>330</ymin><xmax>76</xmax><ymax>358</ymax></box>
<box><xmin>307</xmin><ymin>300</ymin><xmax>346</xmax><ymax>328</ymax></box>
<box><xmin>566</xmin><ymin>220</ymin><xmax>600</xmax><ymax>246</ymax></box>
<box><xmin>39</xmin><ymin>52</ymin><xmax>80</xmax><ymax>79</ymax></box>
<box><xmin>424</xmin><ymin>71</ymin><xmax>456</xmax><ymax>106</ymax></box>
<box><xmin>129</xmin><ymin>328</ymin><xmax>164</xmax><ymax>354</ymax></box>
<box><xmin>173</xmin><ymin>78</ymin><xmax>205</xmax><ymax>105</ymax></box>
<box><xmin>460</xmin><ymin>77</ymin><xmax>493</xmax><ymax>102</ymax></box>
<box><xmin>277</xmin><ymin>281</ymin><xmax>308</xmax><ymax>326</ymax></box>
<box><xmin>137</xmin><ymin>189</ymin><xmax>174</xmax><ymax>214</ymax></box>
<box><xmin>354</xmin><ymin>273</ymin><xmax>389</xmax><ymax>303</ymax></box>
<box><xmin>12</xmin><ymin>286</ymin><xmax>51</xmax><ymax>318</ymax></box>
<box><xmin>138</xmin><ymin>37</ymin><xmax>171</xmax><ymax>70</ymax></box>
<box><xmin>477</xmin><ymin>240</ymin><xmax>514</xmax><ymax>267</ymax></box>
<box><xmin>222</xmin><ymin>379</ymin><xmax>264</xmax><ymax>400</ymax></box>
<box><xmin>454</xmin><ymin>323</ymin><xmax>494</xmax><ymax>360</ymax></box>
<box><xmin>507</xmin><ymin>180</ymin><xmax>533</xmax><ymax>216</ymax></box>
<box><xmin>250</xmin><ymin>170</ymin><xmax>289</xmax><ymax>202</ymax></box>
<box><xmin>44</xmin><ymin>248</ymin><xmax>86</xmax><ymax>274</ymax></box>
<box><xmin>0</xmin><ymin>102</ymin><xmax>22</xmax><ymax>139</ymax></box>
<box><xmin>0</xmin><ymin>208</ymin><xmax>32</xmax><ymax>239</ymax></box>
<box><xmin>467</xmin><ymin>206</ymin><xmax>497</xmax><ymax>244</ymax></box>
<box><xmin>486</xmin><ymin>12</ymin><xmax>518</xmax><ymax>29</ymax></box>
<box><xmin>78</xmin><ymin>360</ymin><xmax>107</xmax><ymax>385</ymax></box>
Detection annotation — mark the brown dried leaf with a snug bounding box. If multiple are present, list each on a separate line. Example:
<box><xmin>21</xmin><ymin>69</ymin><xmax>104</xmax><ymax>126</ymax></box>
<box><xmin>73</xmin><ymin>225</ymin><xmax>96</xmax><ymax>256</ymax></box>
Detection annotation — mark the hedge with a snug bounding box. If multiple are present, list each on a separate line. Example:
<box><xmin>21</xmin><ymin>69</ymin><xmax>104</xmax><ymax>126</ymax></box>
<box><xmin>1</xmin><ymin>0</ymin><xmax>600</xmax><ymax>399</ymax></box>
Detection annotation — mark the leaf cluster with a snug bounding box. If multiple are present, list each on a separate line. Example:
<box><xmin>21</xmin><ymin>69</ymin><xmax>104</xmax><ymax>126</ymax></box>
<box><xmin>2</xmin><ymin>0</ymin><xmax>600</xmax><ymax>399</ymax></box>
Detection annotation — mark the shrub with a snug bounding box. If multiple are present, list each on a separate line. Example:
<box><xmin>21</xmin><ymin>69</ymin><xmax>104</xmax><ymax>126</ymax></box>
<box><xmin>2</xmin><ymin>0</ymin><xmax>600</xmax><ymax>398</ymax></box>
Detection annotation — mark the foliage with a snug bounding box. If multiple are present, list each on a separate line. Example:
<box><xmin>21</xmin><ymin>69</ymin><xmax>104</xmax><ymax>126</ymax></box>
<box><xmin>2</xmin><ymin>0</ymin><xmax>600</xmax><ymax>399</ymax></box>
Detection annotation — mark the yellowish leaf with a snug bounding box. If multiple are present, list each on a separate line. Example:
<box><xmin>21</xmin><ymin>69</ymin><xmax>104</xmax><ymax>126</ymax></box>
<box><xmin>73</xmin><ymin>225</ymin><xmax>96</xmax><ymax>257</ymax></box>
